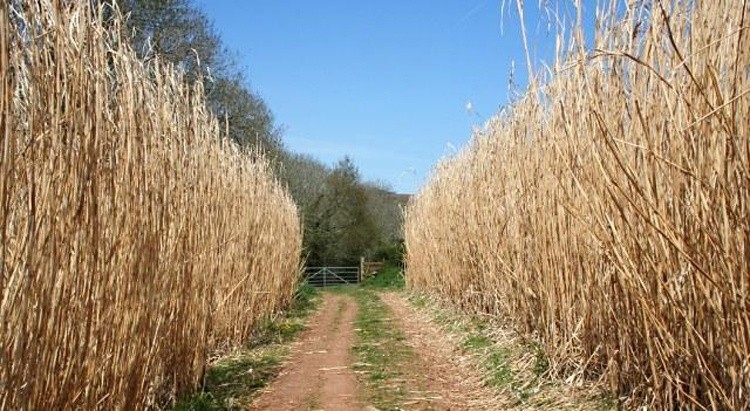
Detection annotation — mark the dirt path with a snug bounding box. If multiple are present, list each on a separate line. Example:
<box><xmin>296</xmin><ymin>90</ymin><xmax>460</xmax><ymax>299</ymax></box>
<box><xmin>250</xmin><ymin>289</ymin><xmax>501</xmax><ymax>410</ymax></box>
<box><xmin>248</xmin><ymin>287</ymin><xmax>599</xmax><ymax>410</ymax></box>
<box><xmin>249</xmin><ymin>293</ymin><xmax>361</xmax><ymax>411</ymax></box>
<box><xmin>379</xmin><ymin>292</ymin><xmax>500</xmax><ymax>410</ymax></box>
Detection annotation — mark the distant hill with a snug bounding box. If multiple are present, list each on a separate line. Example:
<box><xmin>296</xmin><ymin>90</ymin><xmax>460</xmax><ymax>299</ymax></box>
<box><xmin>392</xmin><ymin>193</ymin><xmax>412</xmax><ymax>206</ymax></box>
<box><xmin>370</xmin><ymin>187</ymin><xmax>411</xmax><ymax>207</ymax></box>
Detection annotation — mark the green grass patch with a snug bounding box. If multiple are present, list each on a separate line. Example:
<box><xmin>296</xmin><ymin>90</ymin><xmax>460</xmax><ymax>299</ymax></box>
<box><xmin>171</xmin><ymin>285</ymin><xmax>319</xmax><ymax>410</ymax></box>
<box><xmin>173</xmin><ymin>346</ymin><xmax>286</xmax><ymax>411</ymax></box>
<box><xmin>334</xmin><ymin>286</ymin><xmax>413</xmax><ymax>410</ymax></box>
<box><xmin>404</xmin><ymin>296</ymin><xmax>529</xmax><ymax>397</ymax></box>
<box><xmin>462</xmin><ymin>334</ymin><xmax>493</xmax><ymax>350</ymax></box>
<box><xmin>484</xmin><ymin>349</ymin><xmax>514</xmax><ymax>388</ymax></box>
<box><xmin>247</xmin><ymin>284</ymin><xmax>318</xmax><ymax>348</ymax></box>
<box><xmin>403</xmin><ymin>296</ymin><xmax>617</xmax><ymax>408</ymax></box>
<box><xmin>361</xmin><ymin>265</ymin><xmax>405</xmax><ymax>290</ymax></box>
<box><xmin>532</xmin><ymin>344</ymin><xmax>550</xmax><ymax>377</ymax></box>
<box><xmin>407</xmin><ymin>293</ymin><xmax>428</xmax><ymax>308</ymax></box>
<box><xmin>459</xmin><ymin>328</ymin><xmax>516</xmax><ymax>389</ymax></box>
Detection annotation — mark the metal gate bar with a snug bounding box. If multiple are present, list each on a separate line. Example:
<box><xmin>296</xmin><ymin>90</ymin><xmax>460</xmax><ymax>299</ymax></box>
<box><xmin>304</xmin><ymin>266</ymin><xmax>360</xmax><ymax>287</ymax></box>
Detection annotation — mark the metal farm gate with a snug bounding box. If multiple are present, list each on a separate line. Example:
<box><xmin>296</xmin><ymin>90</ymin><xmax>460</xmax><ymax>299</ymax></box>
<box><xmin>304</xmin><ymin>266</ymin><xmax>361</xmax><ymax>287</ymax></box>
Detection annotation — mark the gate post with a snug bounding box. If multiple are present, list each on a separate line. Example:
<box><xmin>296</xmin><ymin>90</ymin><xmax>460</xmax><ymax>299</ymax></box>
<box><xmin>359</xmin><ymin>257</ymin><xmax>364</xmax><ymax>282</ymax></box>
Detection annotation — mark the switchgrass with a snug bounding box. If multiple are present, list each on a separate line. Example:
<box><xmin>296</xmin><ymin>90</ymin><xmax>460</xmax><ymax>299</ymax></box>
<box><xmin>405</xmin><ymin>1</ymin><xmax>749</xmax><ymax>409</ymax></box>
<box><xmin>172</xmin><ymin>285</ymin><xmax>319</xmax><ymax>410</ymax></box>
<box><xmin>0</xmin><ymin>1</ymin><xmax>301</xmax><ymax>409</ymax></box>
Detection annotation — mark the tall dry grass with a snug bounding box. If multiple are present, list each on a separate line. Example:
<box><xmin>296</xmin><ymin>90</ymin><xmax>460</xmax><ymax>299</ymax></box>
<box><xmin>405</xmin><ymin>0</ymin><xmax>749</xmax><ymax>408</ymax></box>
<box><xmin>0</xmin><ymin>1</ymin><xmax>301</xmax><ymax>409</ymax></box>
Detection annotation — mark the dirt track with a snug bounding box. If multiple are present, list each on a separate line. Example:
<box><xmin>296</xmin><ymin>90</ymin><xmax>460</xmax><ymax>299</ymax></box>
<box><xmin>379</xmin><ymin>292</ymin><xmax>499</xmax><ymax>410</ymax></box>
<box><xmin>249</xmin><ymin>293</ymin><xmax>361</xmax><ymax>411</ymax></box>
<box><xmin>249</xmin><ymin>291</ymin><xmax>497</xmax><ymax>410</ymax></box>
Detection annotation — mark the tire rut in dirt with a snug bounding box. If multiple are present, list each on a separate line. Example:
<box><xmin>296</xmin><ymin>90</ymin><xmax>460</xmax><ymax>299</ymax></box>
<box><xmin>249</xmin><ymin>293</ymin><xmax>361</xmax><ymax>411</ymax></box>
<box><xmin>379</xmin><ymin>292</ymin><xmax>500</xmax><ymax>410</ymax></box>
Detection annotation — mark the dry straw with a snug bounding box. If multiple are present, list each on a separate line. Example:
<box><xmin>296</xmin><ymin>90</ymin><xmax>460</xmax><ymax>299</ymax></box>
<box><xmin>0</xmin><ymin>1</ymin><xmax>301</xmax><ymax>409</ymax></box>
<box><xmin>406</xmin><ymin>0</ymin><xmax>749</xmax><ymax>409</ymax></box>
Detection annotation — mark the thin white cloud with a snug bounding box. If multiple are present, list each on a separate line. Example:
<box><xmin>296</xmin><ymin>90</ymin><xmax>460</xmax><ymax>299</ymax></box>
<box><xmin>397</xmin><ymin>167</ymin><xmax>417</xmax><ymax>184</ymax></box>
<box><xmin>457</xmin><ymin>1</ymin><xmax>489</xmax><ymax>26</ymax></box>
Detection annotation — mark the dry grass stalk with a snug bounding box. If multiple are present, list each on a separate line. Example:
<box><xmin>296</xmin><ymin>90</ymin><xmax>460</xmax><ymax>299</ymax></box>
<box><xmin>405</xmin><ymin>1</ymin><xmax>749</xmax><ymax>409</ymax></box>
<box><xmin>0</xmin><ymin>1</ymin><xmax>302</xmax><ymax>409</ymax></box>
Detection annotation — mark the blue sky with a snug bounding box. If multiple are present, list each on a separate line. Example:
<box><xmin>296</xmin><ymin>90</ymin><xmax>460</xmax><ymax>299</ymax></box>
<box><xmin>201</xmin><ymin>1</ymin><xmax>572</xmax><ymax>193</ymax></box>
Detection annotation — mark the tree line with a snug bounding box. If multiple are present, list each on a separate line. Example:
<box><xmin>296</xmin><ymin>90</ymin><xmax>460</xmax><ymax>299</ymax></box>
<box><xmin>116</xmin><ymin>0</ymin><xmax>405</xmax><ymax>266</ymax></box>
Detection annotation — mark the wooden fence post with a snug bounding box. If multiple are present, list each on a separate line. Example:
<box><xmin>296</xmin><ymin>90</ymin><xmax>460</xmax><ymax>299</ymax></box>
<box><xmin>359</xmin><ymin>257</ymin><xmax>364</xmax><ymax>283</ymax></box>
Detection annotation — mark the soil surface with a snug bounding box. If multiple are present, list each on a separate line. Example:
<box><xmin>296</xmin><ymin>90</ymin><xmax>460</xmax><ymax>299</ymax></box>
<box><xmin>379</xmin><ymin>292</ymin><xmax>499</xmax><ymax>410</ymax></box>
<box><xmin>250</xmin><ymin>291</ymin><xmax>498</xmax><ymax>410</ymax></box>
<box><xmin>249</xmin><ymin>293</ymin><xmax>361</xmax><ymax>411</ymax></box>
<box><xmin>250</xmin><ymin>291</ymin><xmax>606</xmax><ymax>411</ymax></box>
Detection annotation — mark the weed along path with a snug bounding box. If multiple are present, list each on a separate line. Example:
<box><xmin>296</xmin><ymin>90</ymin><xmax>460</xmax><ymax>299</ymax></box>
<box><xmin>247</xmin><ymin>286</ymin><xmax>501</xmax><ymax>410</ymax></box>
<box><xmin>243</xmin><ymin>265</ymin><xmax>602</xmax><ymax>410</ymax></box>
<box><xmin>378</xmin><ymin>292</ymin><xmax>499</xmax><ymax>410</ymax></box>
<box><xmin>237</xmin><ymin>284</ymin><xmax>603</xmax><ymax>410</ymax></box>
<box><xmin>184</xmin><ymin>279</ymin><xmax>604</xmax><ymax>410</ymax></box>
<box><xmin>249</xmin><ymin>292</ymin><xmax>361</xmax><ymax>411</ymax></box>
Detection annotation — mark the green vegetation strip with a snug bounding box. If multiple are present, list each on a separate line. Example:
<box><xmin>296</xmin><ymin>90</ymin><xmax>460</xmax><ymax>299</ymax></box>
<box><xmin>330</xmin><ymin>266</ymin><xmax>412</xmax><ymax>410</ymax></box>
<box><xmin>410</xmin><ymin>293</ymin><xmax>541</xmax><ymax>402</ymax></box>
<box><xmin>407</xmin><ymin>293</ymin><xmax>616</xmax><ymax>409</ymax></box>
<box><xmin>172</xmin><ymin>285</ymin><xmax>319</xmax><ymax>411</ymax></box>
